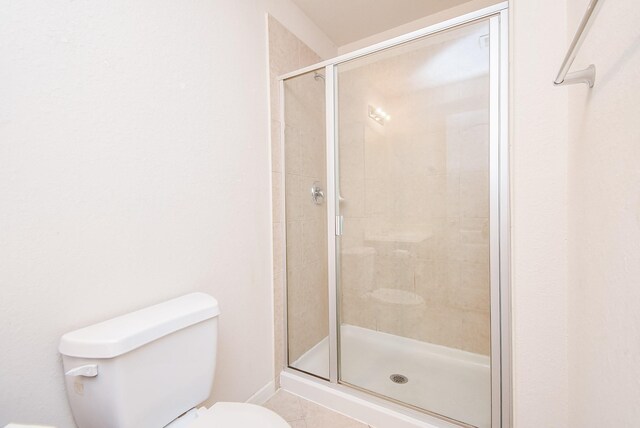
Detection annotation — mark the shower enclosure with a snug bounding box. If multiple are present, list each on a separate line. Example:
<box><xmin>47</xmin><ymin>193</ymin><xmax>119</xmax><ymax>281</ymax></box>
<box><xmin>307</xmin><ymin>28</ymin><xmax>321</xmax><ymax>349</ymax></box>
<box><xmin>278</xmin><ymin>4</ymin><xmax>509</xmax><ymax>428</ymax></box>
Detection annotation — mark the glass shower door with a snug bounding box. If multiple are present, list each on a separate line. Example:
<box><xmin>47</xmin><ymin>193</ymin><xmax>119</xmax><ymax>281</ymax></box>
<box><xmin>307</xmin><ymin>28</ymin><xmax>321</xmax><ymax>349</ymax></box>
<box><xmin>283</xmin><ymin>69</ymin><xmax>330</xmax><ymax>380</ymax></box>
<box><xmin>336</xmin><ymin>19</ymin><xmax>493</xmax><ymax>427</ymax></box>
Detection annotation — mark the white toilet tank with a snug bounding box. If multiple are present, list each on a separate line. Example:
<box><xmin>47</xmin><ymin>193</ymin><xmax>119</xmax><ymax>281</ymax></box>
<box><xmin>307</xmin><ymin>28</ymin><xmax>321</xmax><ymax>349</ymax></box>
<box><xmin>59</xmin><ymin>293</ymin><xmax>220</xmax><ymax>428</ymax></box>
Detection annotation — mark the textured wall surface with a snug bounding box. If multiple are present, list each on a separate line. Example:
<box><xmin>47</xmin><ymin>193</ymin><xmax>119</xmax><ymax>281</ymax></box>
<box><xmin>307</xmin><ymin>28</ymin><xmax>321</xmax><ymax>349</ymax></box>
<box><xmin>567</xmin><ymin>0</ymin><xmax>640</xmax><ymax>426</ymax></box>
<box><xmin>0</xmin><ymin>1</ymin><xmax>277</xmax><ymax>426</ymax></box>
<box><xmin>510</xmin><ymin>0</ymin><xmax>570</xmax><ymax>427</ymax></box>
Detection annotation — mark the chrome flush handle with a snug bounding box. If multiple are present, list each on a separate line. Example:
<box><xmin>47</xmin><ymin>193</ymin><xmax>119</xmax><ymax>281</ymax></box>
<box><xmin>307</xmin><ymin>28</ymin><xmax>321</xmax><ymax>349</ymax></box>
<box><xmin>311</xmin><ymin>182</ymin><xmax>325</xmax><ymax>205</ymax></box>
<box><xmin>65</xmin><ymin>364</ymin><xmax>98</xmax><ymax>378</ymax></box>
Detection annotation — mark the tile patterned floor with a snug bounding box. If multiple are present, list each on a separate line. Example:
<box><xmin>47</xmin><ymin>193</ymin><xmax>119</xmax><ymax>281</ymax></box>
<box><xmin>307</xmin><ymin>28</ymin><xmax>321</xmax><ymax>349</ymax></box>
<box><xmin>263</xmin><ymin>390</ymin><xmax>374</xmax><ymax>428</ymax></box>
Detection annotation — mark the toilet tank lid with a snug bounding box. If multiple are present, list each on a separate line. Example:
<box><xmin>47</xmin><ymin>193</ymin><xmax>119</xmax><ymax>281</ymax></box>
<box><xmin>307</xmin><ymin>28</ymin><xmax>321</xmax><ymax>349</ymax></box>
<box><xmin>59</xmin><ymin>293</ymin><xmax>220</xmax><ymax>359</ymax></box>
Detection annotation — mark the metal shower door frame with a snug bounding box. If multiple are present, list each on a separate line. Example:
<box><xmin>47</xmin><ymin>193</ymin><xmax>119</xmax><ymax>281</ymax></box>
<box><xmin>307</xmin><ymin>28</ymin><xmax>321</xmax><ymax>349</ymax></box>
<box><xmin>279</xmin><ymin>3</ymin><xmax>510</xmax><ymax>427</ymax></box>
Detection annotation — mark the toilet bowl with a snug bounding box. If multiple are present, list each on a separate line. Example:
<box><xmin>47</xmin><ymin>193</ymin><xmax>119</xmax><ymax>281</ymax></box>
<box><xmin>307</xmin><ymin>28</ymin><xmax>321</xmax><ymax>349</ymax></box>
<box><xmin>164</xmin><ymin>403</ymin><xmax>289</xmax><ymax>428</ymax></box>
<box><xmin>184</xmin><ymin>403</ymin><xmax>289</xmax><ymax>428</ymax></box>
<box><xmin>59</xmin><ymin>293</ymin><xmax>289</xmax><ymax>428</ymax></box>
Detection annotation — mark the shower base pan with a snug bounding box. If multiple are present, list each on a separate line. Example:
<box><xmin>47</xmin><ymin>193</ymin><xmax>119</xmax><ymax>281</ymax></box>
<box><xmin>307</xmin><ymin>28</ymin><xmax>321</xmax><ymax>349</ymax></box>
<box><xmin>287</xmin><ymin>324</ymin><xmax>490</xmax><ymax>428</ymax></box>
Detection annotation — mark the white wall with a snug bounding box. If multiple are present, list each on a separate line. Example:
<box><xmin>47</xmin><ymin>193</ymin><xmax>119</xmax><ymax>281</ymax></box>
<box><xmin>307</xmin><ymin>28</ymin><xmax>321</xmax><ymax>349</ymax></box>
<box><xmin>0</xmin><ymin>0</ymin><xmax>318</xmax><ymax>426</ymax></box>
<box><xmin>567</xmin><ymin>0</ymin><xmax>640</xmax><ymax>426</ymax></box>
<box><xmin>510</xmin><ymin>0</ymin><xmax>569</xmax><ymax>426</ymax></box>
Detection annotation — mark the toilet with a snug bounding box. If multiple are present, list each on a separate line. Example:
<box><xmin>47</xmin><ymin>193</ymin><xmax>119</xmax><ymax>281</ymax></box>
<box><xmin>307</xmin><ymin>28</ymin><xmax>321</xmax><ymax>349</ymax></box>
<box><xmin>58</xmin><ymin>293</ymin><xmax>289</xmax><ymax>428</ymax></box>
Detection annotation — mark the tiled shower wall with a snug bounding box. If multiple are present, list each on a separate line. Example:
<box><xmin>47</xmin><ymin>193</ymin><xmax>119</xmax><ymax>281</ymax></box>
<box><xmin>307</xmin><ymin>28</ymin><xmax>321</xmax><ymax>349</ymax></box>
<box><xmin>283</xmin><ymin>74</ymin><xmax>328</xmax><ymax>364</ymax></box>
<box><xmin>268</xmin><ymin>16</ymin><xmax>326</xmax><ymax>383</ymax></box>
<box><xmin>270</xmin><ymin>18</ymin><xmax>491</xmax><ymax>376</ymax></box>
<box><xmin>338</xmin><ymin>38</ymin><xmax>491</xmax><ymax>355</ymax></box>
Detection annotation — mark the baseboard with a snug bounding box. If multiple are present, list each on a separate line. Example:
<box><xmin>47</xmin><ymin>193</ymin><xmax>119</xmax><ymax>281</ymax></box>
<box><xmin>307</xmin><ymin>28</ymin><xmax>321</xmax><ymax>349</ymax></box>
<box><xmin>245</xmin><ymin>380</ymin><xmax>277</xmax><ymax>405</ymax></box>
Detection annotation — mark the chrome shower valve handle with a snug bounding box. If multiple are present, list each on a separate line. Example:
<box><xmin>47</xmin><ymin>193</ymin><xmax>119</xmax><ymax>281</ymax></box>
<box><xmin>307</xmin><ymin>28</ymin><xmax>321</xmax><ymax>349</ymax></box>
<box><xmin>311</xmin><ymin>182</ymin><xmax>325</xmax><ymax>205</ymax></box>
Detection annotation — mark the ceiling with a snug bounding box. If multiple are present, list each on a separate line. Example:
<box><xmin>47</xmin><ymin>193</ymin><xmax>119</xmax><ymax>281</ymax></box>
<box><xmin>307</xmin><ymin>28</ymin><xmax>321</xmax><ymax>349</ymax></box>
<box><xmin>290</xmin><ymin>0</ymin><xmax>477</xmax><ymax>46</ymax></box>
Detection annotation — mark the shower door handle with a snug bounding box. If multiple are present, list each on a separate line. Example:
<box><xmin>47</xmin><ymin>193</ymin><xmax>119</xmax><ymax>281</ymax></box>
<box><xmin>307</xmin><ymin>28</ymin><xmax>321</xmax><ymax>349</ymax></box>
<box><xmin>335</xmin><ymin>215</ymin><xmax>344</xmax><ymax>236</ymax></box>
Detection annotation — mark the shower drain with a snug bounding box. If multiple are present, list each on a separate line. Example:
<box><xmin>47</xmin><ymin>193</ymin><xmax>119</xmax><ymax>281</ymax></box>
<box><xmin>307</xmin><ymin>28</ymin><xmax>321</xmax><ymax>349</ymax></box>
<box><xmin>389</xmin><ymin>374</ymin><xmax>408</xmax><ymax>384</ymax></box>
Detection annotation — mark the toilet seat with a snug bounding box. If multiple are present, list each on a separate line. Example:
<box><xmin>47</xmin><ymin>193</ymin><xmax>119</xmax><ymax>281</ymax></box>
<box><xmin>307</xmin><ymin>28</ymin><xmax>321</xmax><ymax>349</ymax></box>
<box><xmin>189</xmin><ymin>403</ymin><xmax>290</xmax><ymax>428</ymax></box>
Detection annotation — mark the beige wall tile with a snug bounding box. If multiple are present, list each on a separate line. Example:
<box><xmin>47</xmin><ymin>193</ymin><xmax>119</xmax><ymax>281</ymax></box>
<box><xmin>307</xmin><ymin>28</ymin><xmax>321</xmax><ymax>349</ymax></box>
<box><xmin>448</xmin><ymin>283</ymin><xmax>491</xmax><ymax>313</ymax></box>
<box><xmin>273</xmin><ymin>222</ymin><xmax>284</xmax><ymax>275</ymax></box>
<box><xmin>336</xmin><ymin>41</ymin><xmax>492</xmax><ymax>356</ymax></box>
<box><xmin>460</xmin><ymin>310</ymin><xmax>491</xmax><ymax>355</ymax></box>
<box><xmin>301</xmin><ymin>132</ymin><xmax>325</xmax><ymax>179</ymax></box>
<box><xmin>287</xmin><ymin>260</ymin><xmax>328</xmax><ymax>362</ymax></box>
<box><xmin>340</xmin><ymin>217</ymin><xmax>365</xmax><ymax>250</ymax></box>
<box><xmin>302</xmin><ymin>218</ymin><xmax>326</xmax><ymax>265</ymax></box>
<box><xmin>272</xmin><ymin>172</ymin><xmax>284</xmax><ymax>224</ymax></box>
<box><xmin>271</xmin><ymin>120</ymin><xmax>282</xmax><ymax>173</ymax></box>
<box><xmin>270</xmin><ymin>16</ymin><xmax>329</xmax><ymax>375</ymax></box>
<box><xmin>460</xmin><ymin>170</ymin><xmax>489</xmax><ymax>219</ymax></box>
<box><xmin>461</xmin><ymin>261</ymin><xmax>489</xmax><ymax>290</ymax></box>
<box><xmin>270</xmin><ymin>14</ymin><xmax>494</xmax><ymax>374</ymax></box>
<box><xmin>270</xmin><ymin>72</ymin><xmax>281</xmax><ymax>123</ymax></box>
<box><xmin>286</xmin><ymin>220</ymin><xmax>303</xmax><ymax>269</ymax></box>
<box><xmin>273</xmin><ymin>269</ymin><xmax>285</xmax><ymax>376</ymax></box>
<box><xmin>285</xmin><ymin>125</ymin><xmax>303</xmax><ymax>175</ymax></box>
<box><xmin>285</xmin><ymin>173</ymin><xmax>304</xmax><ymax>220</ymax></box>
<box><xmin>414</xmin><ymin>259</ymin><xmax>447</xmax><ymax>306</ymax></box>
<box><xmin>298</xmin><ymin>43</ymin><xmax>322</xmax><ymax>68</ymax></box>
<box><xmin>268</xmin><ymin>16</ymin><xmax>300</xmax><ymax>75</ymax></box>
